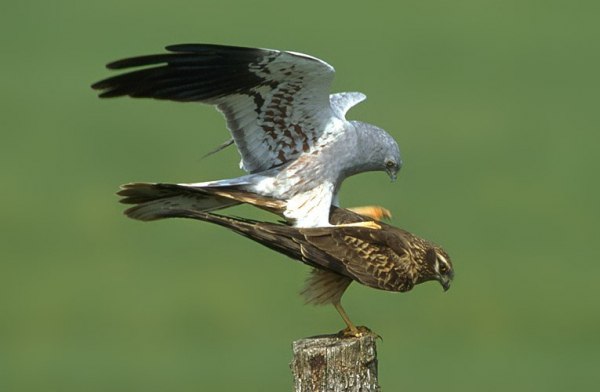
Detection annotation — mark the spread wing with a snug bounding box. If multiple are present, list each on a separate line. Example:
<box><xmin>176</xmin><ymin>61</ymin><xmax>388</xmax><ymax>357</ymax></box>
<box><xmin>92</xmin><ymin>44</ymin><xmax>339</xmax><ymax>173</ymax></box>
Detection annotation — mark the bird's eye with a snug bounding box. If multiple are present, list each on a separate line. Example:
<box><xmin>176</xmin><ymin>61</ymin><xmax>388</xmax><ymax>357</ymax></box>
<box><xmin>439</xmin><ymin>264</ymin><xmax>448</xmax><ymax>273</ymax></box>
<box><xmin>386</xmin><ymin>160</ymin><xmax>395</xmax><ymax>168</ymax></box>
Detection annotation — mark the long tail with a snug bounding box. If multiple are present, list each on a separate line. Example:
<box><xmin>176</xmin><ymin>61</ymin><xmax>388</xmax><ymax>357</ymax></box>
<box><xmin>117</xmin><ymin>182</ymin><xmax>286</xmax><ymax>221</ymax></box>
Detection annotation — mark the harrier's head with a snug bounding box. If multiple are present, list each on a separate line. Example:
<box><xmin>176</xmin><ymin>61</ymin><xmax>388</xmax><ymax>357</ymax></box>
<box><xmin>419</xmin><ymin>245</ymin><xmax>454</xmax><ymax>291</ymax></box>
<box><xmin>352</xmin><ymin>122</ymin><xmax>402</xmax><ymax>181</ymax></box>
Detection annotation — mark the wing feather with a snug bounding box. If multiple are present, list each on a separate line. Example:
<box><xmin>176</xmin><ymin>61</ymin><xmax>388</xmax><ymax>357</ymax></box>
<box><xmin>301</xmin><ymin>228</ymin><xmax>417</xmax><ymax>292</ymax></box>
<box><xmin>92</xmin><ymin>44</ymin><xmax>338</xmax><ymax>173</ymax></box>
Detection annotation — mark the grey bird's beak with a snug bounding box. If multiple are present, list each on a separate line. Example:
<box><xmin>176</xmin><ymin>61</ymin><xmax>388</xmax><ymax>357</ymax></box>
<box><xmin>387</xmin><ymin>169</ymin><xmax>398</xmax><ymax>182</ymax></box>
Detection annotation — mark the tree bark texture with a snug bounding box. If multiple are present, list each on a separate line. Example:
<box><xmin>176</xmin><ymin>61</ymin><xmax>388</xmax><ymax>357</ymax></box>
<box><xmin>291</xmin><ymin>334</ymin><xmax>380</xmax><ymax>392</ymax></box>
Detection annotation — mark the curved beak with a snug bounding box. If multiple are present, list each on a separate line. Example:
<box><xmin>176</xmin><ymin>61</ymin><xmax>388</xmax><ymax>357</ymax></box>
<box><xmin>440</xmin><ymin>273</ymin><xmax>453</xmax><ymax>292</ymax></box>
<box><xmin>387</xmin><ymin>168</ymin><xmax>398</xmax><ymax>182</ymax></box>
<box><xmin>442</xmin><ymin>279</ymin><xmax>451</xmax><ymax>292</ymax></box>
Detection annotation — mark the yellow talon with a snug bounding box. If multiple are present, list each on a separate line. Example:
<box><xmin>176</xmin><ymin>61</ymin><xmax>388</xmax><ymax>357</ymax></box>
<box><xmin>347</xmin><ymin>206</ymin><xmax>392</xmax><ymax>221</ymax></box>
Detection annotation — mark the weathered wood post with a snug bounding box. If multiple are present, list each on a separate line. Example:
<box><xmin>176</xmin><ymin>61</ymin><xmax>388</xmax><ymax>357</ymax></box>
<box><xmin>291</xmin><ymin>334</ymin><xmax>380</xmax><ymax>391</ymax></box>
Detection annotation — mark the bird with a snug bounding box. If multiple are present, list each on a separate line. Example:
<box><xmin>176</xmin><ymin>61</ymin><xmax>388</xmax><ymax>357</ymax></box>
<box><xmin>118</xmin><ymin>186</ymin><xmax>453</xmax><ymax>337</ymax></box>
<box><xmin>158</xmin><ymin>206</ymin><xmax>452</xmax><ymax>337</ymax></box>
<box><xmin>92</xmin><ymin>43</ymin><xmax>402</xmax><ymax>228</ymax></box>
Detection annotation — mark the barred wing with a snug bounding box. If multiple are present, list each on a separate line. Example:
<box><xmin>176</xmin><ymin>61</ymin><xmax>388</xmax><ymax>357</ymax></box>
<box><xmin>92</xmin><ymin>44</ymin><xmax>338</xmax><ymax>173</ymax></box>
<box><xmin>299</xmin><ymin>226</ymin><xmax>418</xmax><ymax>292</ymax></box>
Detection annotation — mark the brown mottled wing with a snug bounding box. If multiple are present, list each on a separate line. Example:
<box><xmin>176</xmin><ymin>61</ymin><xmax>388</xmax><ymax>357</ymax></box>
<box><xmin>156</xmin><ymin>208</ymin><xmax>418</xmax><ymax>292</ymax></box>
<box><xmin>92</xmin><ymin>44</ymin><xmax>337</xmax><ymax>174</ymax></box>
<box><xmin>299</xmin><ymin>227</ymin><xmax>418</xmax><ymax>292</ymax></box>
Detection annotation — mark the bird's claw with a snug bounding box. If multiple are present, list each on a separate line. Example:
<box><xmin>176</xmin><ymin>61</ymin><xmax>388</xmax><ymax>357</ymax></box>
<box><xmin>347</xmin><ymin>206</ymin><xmax>392</xmax><ymax>221</ymax></box>
<box><xmin>337</xmin><ymin>325</ymin><xmax>380</xmax><ymax>339</ymax></box>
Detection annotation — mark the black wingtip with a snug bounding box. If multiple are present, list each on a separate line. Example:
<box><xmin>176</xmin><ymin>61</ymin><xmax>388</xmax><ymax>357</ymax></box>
<box><xmin>106</xmin><ymin>60</ymin><xmax>127</xmax><ymax>70</ymax></box>
<box><xmin>91</xmin><ymin>43</ymin><xmax>279</xmax><ymax>101</ymax></box>
<box><xmin>104</xmin><ymin>54</ymin><xmax>169</xmax><ymax>70</ymax></box>
<box><xmin>91</xmin><ymin>75</ymin><xmax>116</xmax><ymax>90</ymax></box>
<box><xmin>90</xmin><ymin>80</ymin><xmax>118</xmax><ymax>97</ymax></box>
<box><xmin>164</xmin><ymin>43</ymin><xmax>260</xmax><ymax>54</ymax></box>
<box><xmin>164</xmin><ymin>43</ymin><xmax>207</xmax><ymax>53</ymax></box>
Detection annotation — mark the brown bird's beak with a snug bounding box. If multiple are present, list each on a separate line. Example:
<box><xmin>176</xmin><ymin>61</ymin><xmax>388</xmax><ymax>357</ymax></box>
<box><xmin>440</xmin><ymin>276</ymin><xmax>452</xmax><ymax>292</ymax></box>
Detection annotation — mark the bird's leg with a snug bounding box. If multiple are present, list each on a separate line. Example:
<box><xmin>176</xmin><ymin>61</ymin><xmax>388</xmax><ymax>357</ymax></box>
<box><xmin>334</xmin><ymin>221</ymin><xmax>382</xmax><ymax>230</ymax></box>
<box><xmin>333</xmin><ymin>301</ymin><xmax>378</xmax><ymax>339</ymax></box>
<box><xmin>347</xmin><ymin>205</ymin><xmax>392</xmax><ymax>221</ymax></box>
<box><xmin>333</xmin><ymin>300</ymin><xmax>359</xmax><ymax>337</ymax></box>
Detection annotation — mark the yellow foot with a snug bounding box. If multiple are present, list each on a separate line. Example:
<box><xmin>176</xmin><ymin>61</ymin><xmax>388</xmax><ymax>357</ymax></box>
<box><xmin>337</xmin><ymin>325</ymin><xmax>380</xmax><ymax>339</ymax></box>
<box><xmin>335</xmin><ymin>221</ymin><xmax>382</xmax><ymax>230</ymax></box>
<box><xmin>347</xmin><ymin>206</ymin><xmax>392</xmax><ymax>221</ymax></box>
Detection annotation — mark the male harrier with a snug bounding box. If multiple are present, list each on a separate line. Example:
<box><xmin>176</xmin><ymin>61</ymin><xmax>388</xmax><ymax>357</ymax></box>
<box><xmin>93</xmin><ymin>44</ymin><xmax>401</xmax><ymax>227</ymax></box>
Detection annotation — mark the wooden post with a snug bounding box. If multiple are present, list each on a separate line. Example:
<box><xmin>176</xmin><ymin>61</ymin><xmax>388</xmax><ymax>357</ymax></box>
<box><xmin>291</xmin><ymin>334</ymin><xmax>380</xmax><ymax>392</ymax></box>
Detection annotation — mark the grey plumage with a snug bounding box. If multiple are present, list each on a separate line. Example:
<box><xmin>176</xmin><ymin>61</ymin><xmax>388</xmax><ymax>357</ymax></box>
<box><xmin>93</xmin><ymin>44</ymin><xmax>402</xmax><ymax>227</ymax></box>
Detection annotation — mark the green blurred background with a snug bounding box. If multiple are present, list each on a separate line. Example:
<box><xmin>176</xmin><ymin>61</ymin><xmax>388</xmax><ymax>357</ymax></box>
<box><xmin>1</xmin><ymin>0</ymin><xmax>598</xmax><ymax>390</ymax></box>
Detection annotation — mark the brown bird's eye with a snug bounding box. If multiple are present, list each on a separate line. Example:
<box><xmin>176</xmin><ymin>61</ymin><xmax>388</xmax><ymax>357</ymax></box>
<box><xmin>439</xmin><ymin>264</ymin><xmax>447</xmax><ymax>273</ymax></box>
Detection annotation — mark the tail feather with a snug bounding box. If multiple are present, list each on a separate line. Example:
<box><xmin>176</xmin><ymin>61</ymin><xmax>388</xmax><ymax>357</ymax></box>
<box><xmin>117</xmin><ymin>182</ymin><xmax>288</xmax><ymax>221</ymax></box>
<box><xmin>117</xmin><ymin>183</ymin><xmax>242</xmax><ymax>221</ymax></box>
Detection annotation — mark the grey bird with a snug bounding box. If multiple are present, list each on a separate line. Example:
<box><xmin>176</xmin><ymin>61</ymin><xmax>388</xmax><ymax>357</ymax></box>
<box><xmin>93</xmin><ymin>44</ymin><xmax>402</xmax><ymax>227</ymax></box>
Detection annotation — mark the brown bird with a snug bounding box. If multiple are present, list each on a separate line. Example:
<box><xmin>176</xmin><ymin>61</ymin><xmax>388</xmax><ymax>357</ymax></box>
<box><xmin>119</xmin><ymin>185</ymin><xmax>453</xmax><ymax>336</ymax></box>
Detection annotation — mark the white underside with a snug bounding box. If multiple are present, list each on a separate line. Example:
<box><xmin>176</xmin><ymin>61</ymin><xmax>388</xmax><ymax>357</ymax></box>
<box><xmin>182</xmin><ymin>174</ymin><xmax>336</xmax><ymax>228</ymax></box>
<box><xmin>283</xmin><ymin>183</ymin><xmax>335</xmax><ymax>227</ymax></box>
